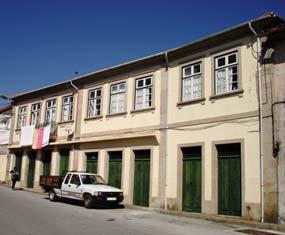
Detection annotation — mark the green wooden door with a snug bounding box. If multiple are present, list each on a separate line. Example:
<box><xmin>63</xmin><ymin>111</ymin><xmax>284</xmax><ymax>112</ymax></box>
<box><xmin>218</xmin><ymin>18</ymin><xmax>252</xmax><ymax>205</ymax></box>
<box><xmin>182</xmin><ymin>147</ymin><xmax>201</xmax><ymax>213</ymax></box>
<box><xmin>59</xmin><ymin>149</ymin><xmax>69</xmax><ymax>176</ymax></box>
<box><xmin>217</xmin><ymin>143</ymin><xmax>241</xmax><ymax>216</ymax></box>
<box><xmin>86</xmin><ymin>152</ymin><xmax>98</xmax><ymax>174</ymax></box>
<box><xmin>108</xmin><ymin>151</ymin><xmax>122</xmax><ymax>189</ymax></box>
<box><xmin>15</xmin><ymin>152</ymin><xmax>22</xmax><ymax>176</ymax></box>
<box><xmin>27</xmin><ymin>151</ymin><xmax>36</xmax><ymax>188</ymax></box>
<box><xmin>133</xmin><ymin>150</ymin><xmax>150</xmax><ymax>207</ymax></box>
<box><xmin>42</xmin><ymin>150</ymin><xmax>51</xmax><ymax>176</ymax></box>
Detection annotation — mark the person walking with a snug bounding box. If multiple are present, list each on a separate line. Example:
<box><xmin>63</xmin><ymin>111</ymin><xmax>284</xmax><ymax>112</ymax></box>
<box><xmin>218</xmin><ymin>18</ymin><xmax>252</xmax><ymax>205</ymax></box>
<box><xmin>10</xmin><ymin>167</ymin><xmax>19</xmax><ymax>190</ymax></box>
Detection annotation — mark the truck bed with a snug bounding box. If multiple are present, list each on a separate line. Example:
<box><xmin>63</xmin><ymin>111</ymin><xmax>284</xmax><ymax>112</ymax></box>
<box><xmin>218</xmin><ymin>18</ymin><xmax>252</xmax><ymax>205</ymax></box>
<box><xmin>40</xmin><ymin>175</ymin><xmax>64</xmax><ymax>190</ymax></box>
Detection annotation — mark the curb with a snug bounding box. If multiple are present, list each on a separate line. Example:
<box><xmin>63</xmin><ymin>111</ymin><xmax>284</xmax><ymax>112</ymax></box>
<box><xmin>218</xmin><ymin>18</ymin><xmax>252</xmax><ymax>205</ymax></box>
<box><xmin>125</xmin><ymin>205</ymin><xmax>285</xmax><ymax>233</ymax></box>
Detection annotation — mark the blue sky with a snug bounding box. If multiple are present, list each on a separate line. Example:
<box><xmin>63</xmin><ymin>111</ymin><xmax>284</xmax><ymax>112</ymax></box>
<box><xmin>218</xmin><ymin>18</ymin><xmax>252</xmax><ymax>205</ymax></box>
<box><xmin>0</xmin><ymin>0</ymin><xmax>284</xmax><ymax>105</ymax></box>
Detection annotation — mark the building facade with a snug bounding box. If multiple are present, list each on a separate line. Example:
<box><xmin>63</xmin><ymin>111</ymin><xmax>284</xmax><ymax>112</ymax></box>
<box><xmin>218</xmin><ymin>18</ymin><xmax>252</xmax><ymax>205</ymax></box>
<box><xmin>5</xmin><ymin>13</ymin><xmax>285</xmax><ymax>223</ymax></box>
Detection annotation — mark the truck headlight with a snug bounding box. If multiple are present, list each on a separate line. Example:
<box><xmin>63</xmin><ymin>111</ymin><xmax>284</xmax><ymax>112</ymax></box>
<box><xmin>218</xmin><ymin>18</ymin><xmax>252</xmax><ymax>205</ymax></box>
<box><xmin>94</xmin><ymin>191</ymin><xmax>102</xmax><ymax>196</ymax></box>
<box><xmin>119</xmin><ymin>192</ymin><xmax>123</xmax><ymax>197</ymax></box>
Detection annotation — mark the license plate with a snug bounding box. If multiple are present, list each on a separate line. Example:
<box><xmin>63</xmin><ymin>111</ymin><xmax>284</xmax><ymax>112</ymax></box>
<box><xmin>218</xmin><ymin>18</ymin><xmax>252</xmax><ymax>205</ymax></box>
<box><xmin>107</xmin><ymin>197</ymin><xmax>117</xmax><ymax>201</ymax></box>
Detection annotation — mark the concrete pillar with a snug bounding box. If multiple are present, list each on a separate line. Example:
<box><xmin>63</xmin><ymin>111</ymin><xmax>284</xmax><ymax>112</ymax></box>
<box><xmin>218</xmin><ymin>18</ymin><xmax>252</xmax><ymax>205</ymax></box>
<box><xmin>122</xmin><ymin>148</ymin><xmax>131</xmax><ymax>204</ymax></box>
<box><xmin>69</xmin><ymin>148</ymin><xmax>75</xmax><ymax>171</ymax></box>
<box><xmin>72</xmin><ymin>144</ymin><xmax>80</xmax><ymax>171</ymax></box>
<box><xmin>33</xmin><ymin>150</ymin><xmax>43</xmax><ymax>189</ymax></box>
<box><xmin>158</xmin><ymin>66</ymin><xmax>168</xmax><ymax>209</ymax></box>
<box><xmin>50</xmin><ymin>147</ymin><xmax>60</xmax><ymax>176</ymax></box>
<box><xmin>77</xmin><ymin>151</ymin><xmax>85</xmax><ymax>171</ymax></box>
<box><xmin>98</xmin><ymin>150</ymin><xmax>108</xmax><ymax>181</ymax></box>
<box><xmin>20</xmin><ymin>149</ymin><xmax>29</xmax><ymax>188</ymax></box>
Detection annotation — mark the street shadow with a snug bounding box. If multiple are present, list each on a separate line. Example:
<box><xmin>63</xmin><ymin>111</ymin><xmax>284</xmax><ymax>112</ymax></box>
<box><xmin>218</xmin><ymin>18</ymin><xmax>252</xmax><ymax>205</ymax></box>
<box><xmin>43</xmin><ymin>197</ymin><xmax>125</xmax><ymax>210</ymax></box>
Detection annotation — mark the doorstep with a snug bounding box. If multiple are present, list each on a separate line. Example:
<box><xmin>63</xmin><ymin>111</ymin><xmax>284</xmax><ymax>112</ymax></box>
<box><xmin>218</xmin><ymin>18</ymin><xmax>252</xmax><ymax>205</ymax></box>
<box><xmin>125</xmin><ymin>205</ymin><xmax>285</xmax><ymax>233</ymax></box>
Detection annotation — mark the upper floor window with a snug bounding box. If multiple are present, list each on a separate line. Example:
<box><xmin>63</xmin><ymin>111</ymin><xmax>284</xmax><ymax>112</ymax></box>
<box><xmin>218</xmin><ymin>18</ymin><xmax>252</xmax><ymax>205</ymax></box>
<box><xmin>110</xmin><ymin>82</ymin><xmax>126</xmax><ymax>114</ymax></box>
<box><xmin>0</xmin><ymin>115</ymin><xmax>11</xmax><ymax>131</ymax></box>
<box><xmin>215</xmin><ymin>51</ymin><xmax>238</xmax><ymax>95</ymax></box>
<box><xmin>182</xmin><ymin>62</ymin><xmax>202</xmax><ymax>101</ymax></box>
<box><xmin>88</xmin><ymin>88</ymin><xmax>102</xmax><ymax>117</ymax></box>
<box><xmin>17</xmin><ymin>106</ymin><xmax>27</xmax><ymax>129</ymax></box>
<box><xmin>62</xmin><ymin>95</ymin><xmax>73</xmax><ymax>121</ymax></box>
<box><xmin>45</xmin><ymin>99</ymin><xmax>56</xmax><ymax>125</ymax></box>
<box><xmin>30</xmin><ymin>103</ymin><xmax>41</xmax><ymax>126</ymax></box>
<box><xmin>135</xmin><ymin>76</ymin><xmax>152</xmax><ymax>110</ymax></box>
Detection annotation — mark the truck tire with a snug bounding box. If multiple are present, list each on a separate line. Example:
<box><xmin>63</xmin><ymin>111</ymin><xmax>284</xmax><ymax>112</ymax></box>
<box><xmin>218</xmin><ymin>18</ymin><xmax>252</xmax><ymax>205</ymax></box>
<box><xmin>49</xmin><ymin>189</ymin><xmax>58</xmax><ymax>202</ymax></box>
<box><xmin>83</xmin><ymin>194</ymin><xmax>93</xmax><ymax>209</ymax></box>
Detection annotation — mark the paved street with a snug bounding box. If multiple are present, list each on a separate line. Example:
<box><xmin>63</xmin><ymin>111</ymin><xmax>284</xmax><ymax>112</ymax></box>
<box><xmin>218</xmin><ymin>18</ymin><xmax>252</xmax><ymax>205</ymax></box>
<box><xmin>0</xmin><ymin>186</ymin><xmax>244</xmax><ymax>235</ymax></box>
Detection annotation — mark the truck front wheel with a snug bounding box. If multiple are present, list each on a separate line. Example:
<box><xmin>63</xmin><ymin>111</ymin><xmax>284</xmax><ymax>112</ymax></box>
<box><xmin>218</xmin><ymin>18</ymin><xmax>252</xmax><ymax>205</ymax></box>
<box><xmin>83</xmin><ymin>194</ymin><xmax>93</xmax><ymax>209</ymax></box>
<box><xmin>49</xmin><ymin>189</ymin><xmax>58</xmax><ymax>202</ymax></box>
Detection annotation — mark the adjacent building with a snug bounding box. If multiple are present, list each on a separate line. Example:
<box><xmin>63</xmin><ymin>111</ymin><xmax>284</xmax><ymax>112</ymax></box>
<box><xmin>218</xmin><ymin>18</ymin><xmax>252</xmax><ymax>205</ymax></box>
<box><xmin>4</xmin><ymin>13</ymin><xmax>285</xmax><ymax>223</ymax></box>
<box><xmin>0</xmin><ymin>105</ymin><xmax>12</xmax><ymax>183</ymax></box>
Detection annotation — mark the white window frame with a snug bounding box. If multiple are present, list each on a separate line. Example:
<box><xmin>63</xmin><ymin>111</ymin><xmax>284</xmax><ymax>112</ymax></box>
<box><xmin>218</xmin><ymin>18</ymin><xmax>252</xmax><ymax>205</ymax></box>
<box><xmin>135</xmin><ymin>76</ymin><xmax>153</xmax><ymax>110</ymax></box>
<box><xmin>30</xmin><ymin>103</ymin><xmax>41</xmax><ymax>126</ymax></box>
<box><xmin>45</xmin><ymin>99</ymin><xmax>56</xmax><ymax>125</ymax></box>
<box><xmin>181</xmin><ymin>62</ymin><xmax>202</xmax><ymax>101</ymax></box>
<box><xmin>61</xmin><ymin>95</ymin><xmax>74</xmax><ymax>122</ymax></box>
<box><xmin>88</xmin><ymin>88</ymin><xmax>102</xmax><ymax>117</ymax></box>
<box><xmin>17</xmin><ymin>106</ymin><xmax>27</xmax><ymax>129</ymax></box>
<box><xmin>215</xmin><ymin>51</ymin><xmax>239</xmax><ymax>95</ymax></box>
<box><xmin>109</xmin><ymin>82</ymin><xmax>126</xmax><ymax>114</ymax></box>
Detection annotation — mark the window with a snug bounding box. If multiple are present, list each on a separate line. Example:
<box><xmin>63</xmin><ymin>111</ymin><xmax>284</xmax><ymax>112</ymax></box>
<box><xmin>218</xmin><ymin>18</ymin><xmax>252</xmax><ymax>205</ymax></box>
<box><xmin>17</xmin><ymin>107</ymin><xmax>27</xmax><ymax>128</ymax></box>
<box><xmin>64</xmin><ymin>174</ymin><xmax>72</xmax><ymax>184</ymax></box>
<box><xmin>215</xmin><ymin>51</ymin><xmax>239</xmax><ymax>95</ymax></box>
<box><xmin>0</xmin><ymin>115</ymin><xmax>11</xmax><ymax>131</ymax></box>
<box><xmin>70</xmin><ymin>174</ymin><xmax>81</xmax><ymax>185</ymax></box>
<box><xmin>135</xmin><ymin>76</ymin><xmax>152</xmax><ymax>110</ymax></box>
<box><xmin>30</xmin><ymin>103</ymin><xmax>41</xmax><ymax>126</ymax></box>
<box><xmin>62</xmin><ymin>95</ymin><xmax>73</xmax><ymax>121</ymax></box>
<box><xmin>88</xmin><ymin>88</ymin><xmax>102</xmax><ymax>117</ymax></box>
<box><xmin>182</xmin><ymin>62</ymin><xmax>202</xmax><ymax>101</ymax></box>
<box><xmin>109</xmin><ymin>82</ymin><xmax>126</xmax><ymax>114</ymax></box>
<box><xmin>45</xmin><ymin>99</ymin><xmax>56</xmax><ymax>125</ymax></box>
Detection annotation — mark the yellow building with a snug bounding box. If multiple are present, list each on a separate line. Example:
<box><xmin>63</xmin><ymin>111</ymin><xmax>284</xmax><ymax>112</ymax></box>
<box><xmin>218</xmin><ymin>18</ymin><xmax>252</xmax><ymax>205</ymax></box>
<box><xmin>7</xmin><ymin>13</ymin><xmax>285</xmax><ymax>223</ymax></box>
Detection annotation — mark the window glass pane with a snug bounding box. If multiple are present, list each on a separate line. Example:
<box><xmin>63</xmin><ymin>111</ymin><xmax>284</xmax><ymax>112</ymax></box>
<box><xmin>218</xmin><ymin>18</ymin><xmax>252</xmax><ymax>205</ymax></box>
<box><xmin>193</xmin><ymin>64</ymin><xmax>201</xmax><ymax>74</ymax></box>
<box><xmin>183</xmin><ymin>66</ymin><xmax>192</xmax><ymax>77</ymax></box>
<box><xmin>145</xmin><ymin>77</ymin><xmax>152</xmax><ymax>86</ymax></box>
<box><xmin>119</xmin><ymin>83</ymin><xmax>125</xmax><ymax>92</ymax></box>
<box><xmin>111</xmin><ymin>85</ymin><xmax>118</xmax><ymax>93</ymax></box>
<box><xmin>96</xmin><ymin>89</ymin><xmax>101</xmax><ymax>97</ymax></box>
<box><xmin>137</xmin><ymin>79</ymin><xmax>144</xmax><ymax>88</ymax></box>
<box><xmin>228</xmin><ymin>53</ymin><xmax>237</xmax><ymax>64</ymax></box>
<box><xmin>89</xmin><ymin>91</ymin><xmax>95</xmax><ymax>99</ymax></box>
<box><xmin>217</xmin><ymin>57</ymin><xmax>226</xmax><ymax>67</ymax></box>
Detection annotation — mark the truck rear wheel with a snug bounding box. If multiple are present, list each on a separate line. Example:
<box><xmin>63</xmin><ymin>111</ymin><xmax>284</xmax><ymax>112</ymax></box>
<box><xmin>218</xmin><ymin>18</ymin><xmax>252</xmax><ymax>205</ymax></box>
<box><xmin>83</xmin><ymin>194</ymin><xmax>93</xmax><ymax>209</ymax></box>
<box><xmin>49</xmin><ymin>189</ymin><xmax>58</xmax><ymax>202</ymax></box>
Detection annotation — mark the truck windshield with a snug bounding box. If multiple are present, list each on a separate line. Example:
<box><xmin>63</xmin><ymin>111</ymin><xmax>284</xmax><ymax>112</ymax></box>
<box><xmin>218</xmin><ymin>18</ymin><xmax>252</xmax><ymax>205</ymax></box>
<box><xmin>80</xmin><ymin>175</ymin><xmax>106</xmax><ymax>185</ymax></box>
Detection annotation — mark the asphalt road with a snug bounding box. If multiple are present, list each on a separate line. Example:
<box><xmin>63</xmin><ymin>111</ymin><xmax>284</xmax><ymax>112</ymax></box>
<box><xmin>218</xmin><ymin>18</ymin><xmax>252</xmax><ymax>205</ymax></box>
<box><xmin>0</xmin><ymin>186</ymin><xmax>244</xmax><ymax>235</ymax></box>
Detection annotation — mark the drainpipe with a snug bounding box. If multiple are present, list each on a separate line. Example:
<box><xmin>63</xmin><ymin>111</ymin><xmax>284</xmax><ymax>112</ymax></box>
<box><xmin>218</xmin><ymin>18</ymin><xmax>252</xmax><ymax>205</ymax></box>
<box><xmin>248</xmin><ymin>22</ymin><xmax>264</xmax><ymax>223</ymax></box>
<box><xmin>70</xmin><ymin>80</ymin><xmax>79</xmax><ymax>93</ymax></box>
<box><xmin>164</xmin><ymin>52</ymin><xmax>169</xmax><ymax>211</ymax></box>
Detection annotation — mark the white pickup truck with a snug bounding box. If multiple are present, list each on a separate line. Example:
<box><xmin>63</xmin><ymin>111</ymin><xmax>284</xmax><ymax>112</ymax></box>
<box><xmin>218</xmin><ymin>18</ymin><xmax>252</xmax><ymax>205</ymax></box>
<box><xmin>40</xmin><ymin>171</ymin><xmax>124</xmax><ymax>208</ymax></box>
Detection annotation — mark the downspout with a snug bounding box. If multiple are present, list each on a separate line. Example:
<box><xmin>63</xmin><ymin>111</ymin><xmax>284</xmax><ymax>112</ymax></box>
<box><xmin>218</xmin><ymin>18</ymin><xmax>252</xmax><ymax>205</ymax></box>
<box><xmin>248</xmin><ymin>22</ymin><xmax>264</xmax><ymax>223</ymax></box>
<box><xmin>164</xmin><ymin>52</ymin><xmax>169</xmax><ymax>210</ymax></box>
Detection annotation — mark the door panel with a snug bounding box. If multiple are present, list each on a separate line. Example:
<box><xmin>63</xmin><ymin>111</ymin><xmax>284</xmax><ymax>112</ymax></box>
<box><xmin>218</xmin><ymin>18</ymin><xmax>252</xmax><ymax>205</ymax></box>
<box><xmin>15</xmin><ymin>152</ymin><xmax>22</xmax><ymax>176</ymax></box>
<box><xmin>86</xmin><ymin>152</ymin><xmax>98</xmax><ymax>174</ymax></box>
<box><xmin>43</xmin><ymin>150</ymin><xmax>51</xmax><ymax>176</ymax></box>
<box><xmin>133</xmin><ymin>150</ymin><xmax>150</xmax><ymax>207</ymax></box>
<box><xmin>59</xmin><ymin>149</ymin><xmax>69</xmax><ymax>176</ymax></box>
<box><xmin>27</xmin><ymin>151</ymin><xmax>36</xmax><ymax>188</ymax></box>
<box><xmin>108</xmin><ymin>151</ymin><xmax>122</xmax><ymax>189</ymax></box>
<box><xmin>182</xmin><ymin>146</ymin><xmax>201</xmax><ymax>213</ymax></box>
<box><xmin>217</xmin><ymin>143</ymin><xmax>241</xmax><ymax>216</ymax></box>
